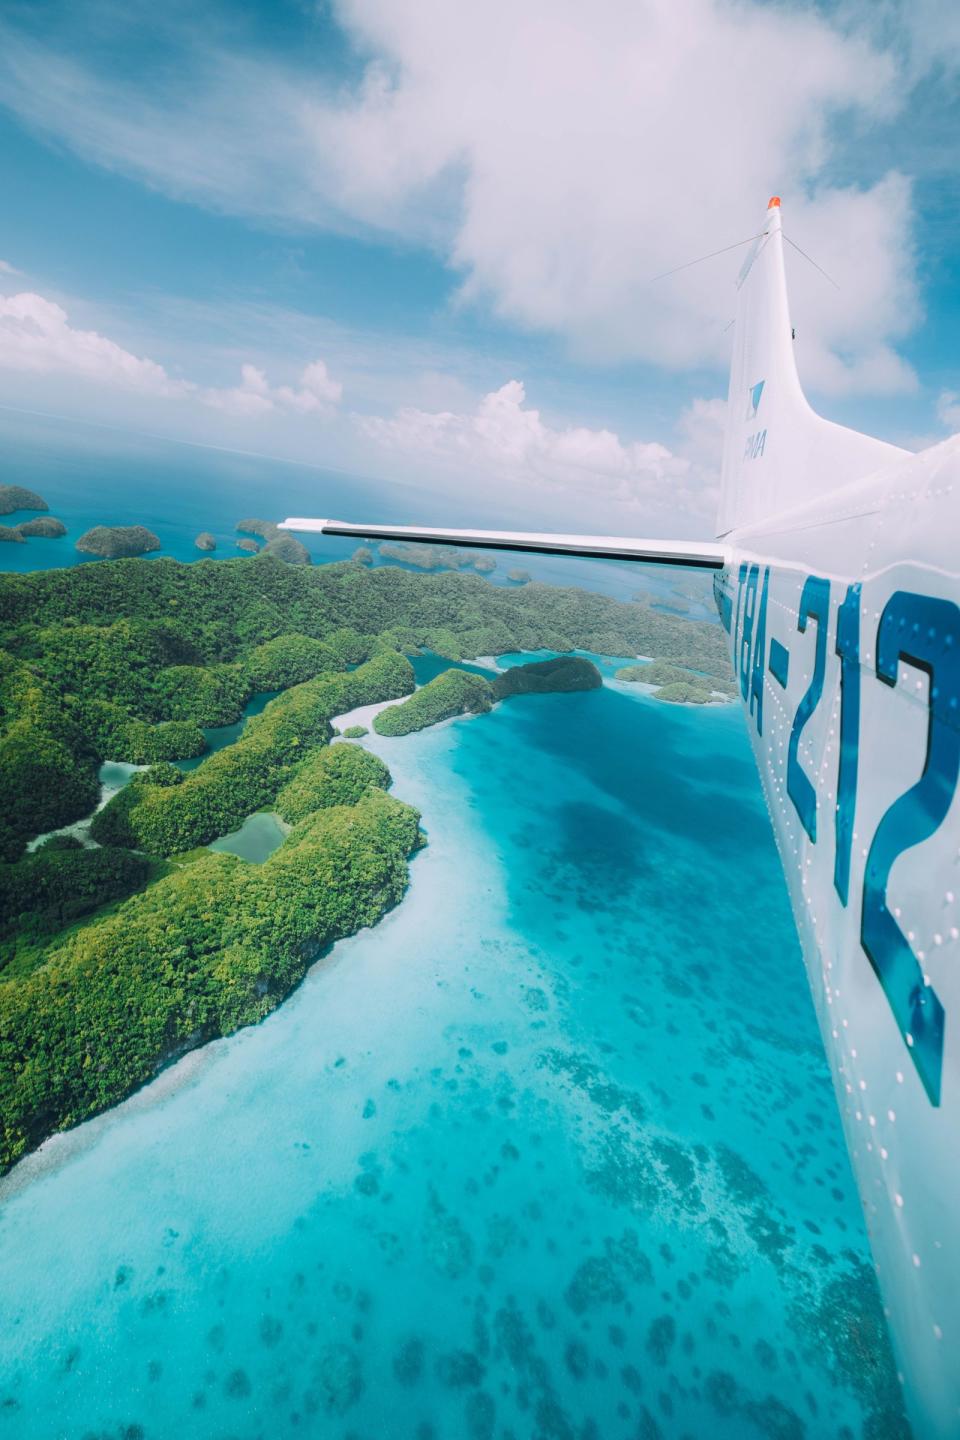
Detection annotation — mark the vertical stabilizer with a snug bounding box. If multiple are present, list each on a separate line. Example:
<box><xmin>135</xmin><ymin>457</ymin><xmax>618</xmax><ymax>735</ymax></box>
<box><xmin>716</xmin><ymin>198</ymin><xmax>906</xmax><ymax>536</ymax></box>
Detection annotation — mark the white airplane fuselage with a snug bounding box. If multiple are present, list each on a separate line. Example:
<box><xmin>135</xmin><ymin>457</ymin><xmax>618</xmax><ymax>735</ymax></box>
<box><xmin>717</xmin><ymin>436</ymin><xmax>960</xmax><ymax>1434</ymax></box>
<box><xmin>284</xmin><ymin>199</ymin><xmax>960</xmax><ymax>1436</ymax></box>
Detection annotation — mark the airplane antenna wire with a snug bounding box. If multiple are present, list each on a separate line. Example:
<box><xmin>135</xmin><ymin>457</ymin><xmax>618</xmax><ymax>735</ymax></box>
<box><xmin>648</xmin><ymin>233</ymin><xmax>763</xmax><ymax>283</ymax></box>
<box><xmin>783</xmin><ymin>233</ymin><xmax>841</xmax><ymax>290</ymax></box>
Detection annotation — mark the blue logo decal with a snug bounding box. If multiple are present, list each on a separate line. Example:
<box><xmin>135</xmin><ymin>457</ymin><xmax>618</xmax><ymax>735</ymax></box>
<box><xmin>747</xmin><ymin>380</ymin><xmax>765</xmax><ymax>420</ymax></box>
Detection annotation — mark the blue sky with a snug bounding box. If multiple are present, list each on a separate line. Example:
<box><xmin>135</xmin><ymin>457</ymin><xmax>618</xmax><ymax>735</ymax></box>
<box><xmin>0</xmin><ymin>0</ymin><xmax>958</xmax><ymax>535</ymax></box>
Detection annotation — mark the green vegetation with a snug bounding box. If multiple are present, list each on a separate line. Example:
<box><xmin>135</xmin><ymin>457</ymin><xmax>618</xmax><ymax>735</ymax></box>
<box><xmin>0</xmin><ymin>655</ymin><xmax>102</xmax><ymax>861</ymax></box>
<box><xmin>616</xmin><ymin>657</ymin><xmax>736</xmax><ymax>705</ymax></box>
<box><xmin>90</xmin><ymin>652</ymin><xmax>413</xmax><ymax>855</ymax></box>
<box><xmin>236</xmin><ymin>518</ymin><xmax>311</xmax><ymax>565</ymax></box>
<box><xmin>276</xmin><ymin>743</ymin><xmax>390</xmax><ymax>823</ymax></box>
<box><xmin>655</xmin><ymin>681</ymin><xmax>718</xmax><ymax>704</ymax></box>
<box><xmin>76</xmin><ymin>525</ymin><xmax>161</xmax><ymax>558</ymax></box>
<box><xmin>491</xmin><ymin>655</ymin><xmax>601</xmax><ymax>699</ymax></box>
<box><xmin>373</xmin><ymin>655</ymin><xmax>602</xmax><ymax>737</ymax></box>
<box><xmin>378</xmin><ymin>541</ymin><xmax>497</xmax><ymax>576</ymax></box>
<box><xmin>0</xmin><ymin>789</ymin><xmax>420</xmax><ymax>1171</ymax></box>
<box><xmin>0</xmin><ymin>526</ymin><xmax>24</xmax><ymax>544</ymax></box>
<box><xmin>17</xmin><ymin>517</ymin><xmax>67</xmax><ymax>539</ymax></box>
<box><xmin>0</xmin><ymin>485</ymin><xmax>47</xmax><ymax>514</ymax></box>
<box><xmin>616</xmin><ymin>660</ymin><xmax>683</xmax><ymax>685</ymax></box>
<box><xmin>342</xmin><ymin>724</ymin><xmax>368</xmax><ymax>738</ymax></box>
<box><xmin>374</xmin><ymin>669</ymin><xmax>494</xmax><ymax>736</ymax></box>
<box><xmin>0</xmin><ymin>840</ymin><xmax>151</xmax><ymax>971</ymax></box>
<box><xmin>0</xmin><ymin>553</ymin><xmax>729</xmax><ymax>855</ymax></box>
<box><xmin>0</xmin><ymin>546</ymin><xmax>730</xmax><ymax>1170</ymax></box>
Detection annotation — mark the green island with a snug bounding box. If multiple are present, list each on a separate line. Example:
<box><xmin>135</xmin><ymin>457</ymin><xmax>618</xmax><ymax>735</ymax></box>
<box><xmin>0</xmin><ymin>549</ymin><xmax>731</xmax><ymax>1171</ymax></box>
<box><xmin>0</xmin><ymin>485</ymin><xmax>48</xmax><ymax>515</ymax></box>
<box><xmin>342</xmin><ymin>724</ymin><xmax>369</xmax><ymax>738</ymax></box>
<box><xmin>491</xmin><ymin>654</ymin><xmax>602</xmax><ymax>698</ymax></box>
<box><xmin>235</xmin><ymin>518</ymin><xmax>311</xmax><ymax>565</ymax></box>
<box><xmin>373</xmin><ymin>654</ymin><xmax>603</xmax><ymax>736</ymax></box>
<box><xmin>616</xmin><ymin>657</ymin><xmax>737</xmax><ymax>705</ymax></box>
<box><xmin>16</xmin><ymin>517</ymin><xmax>67</xmax><ymax>539</ymax></box>
<box><xmin>374</xmin><ymin>668</ymin><xmax>494</xmax><ymax>735</ymax></box>
<box><xmin>377</xmin><ymin>540</ymin><xmax>497</xmax><ymax>575</ymax></box>
<box><xmin>76</xmin><ymin>525</ymin><xmax>161</xmax><ymax>558</ymax></box>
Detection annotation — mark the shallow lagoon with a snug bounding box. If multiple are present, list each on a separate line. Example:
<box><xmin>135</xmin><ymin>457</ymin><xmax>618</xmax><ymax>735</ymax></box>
<box><xmin>209</xmin><ymin>811</ymin><xmax>288</xmax><ymax>864</ymax></box>
<box><xmin>0</xmin><ymin>667</ymin><xmax>904</xmax><ymax>1437</ymax></box>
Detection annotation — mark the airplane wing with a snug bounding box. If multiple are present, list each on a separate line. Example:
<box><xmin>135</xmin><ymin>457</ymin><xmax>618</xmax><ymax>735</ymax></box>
<box><xmin>279</xmin><ymin>518</ymin><xmax>726</xmax><ymax>569</ymax></box>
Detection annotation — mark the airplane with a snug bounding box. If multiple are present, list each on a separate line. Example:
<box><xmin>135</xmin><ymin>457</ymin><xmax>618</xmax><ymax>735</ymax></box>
<box><xmin>283</xmin><ymin>197</ymin><xmax>960</xmax><ymax>1438</ymax></box>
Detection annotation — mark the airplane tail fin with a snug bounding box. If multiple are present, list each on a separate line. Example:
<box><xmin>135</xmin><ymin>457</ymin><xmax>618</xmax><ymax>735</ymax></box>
<box><xmin>716</xmin><ymin>197</ymin><xmax>907</xmax><ymax>537</ymax></box>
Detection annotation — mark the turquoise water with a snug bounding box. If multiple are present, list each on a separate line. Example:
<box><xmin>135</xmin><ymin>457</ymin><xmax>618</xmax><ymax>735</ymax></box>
<box><xmin>209</xmin><ymin>811</ymin><xmax>287</xmax><ymax>864</ymax></box>
<box><xmin>0</xmin><ymin>671</ymin><xmax>900</xmax><ymax>1437</ymax></box>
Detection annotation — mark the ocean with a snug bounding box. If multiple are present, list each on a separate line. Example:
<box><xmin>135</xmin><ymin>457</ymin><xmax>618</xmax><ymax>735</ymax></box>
<box><xmin>0</xmin><ymin>414</ymin><xmax>902</xmax><ymax>1438</ymax></box>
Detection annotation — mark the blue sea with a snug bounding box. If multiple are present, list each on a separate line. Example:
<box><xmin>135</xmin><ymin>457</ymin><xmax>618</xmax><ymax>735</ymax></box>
<box><xmin>0</xmin><ymin>414</ymin><xmax>903</xmax><ymax>1438</ymax></box>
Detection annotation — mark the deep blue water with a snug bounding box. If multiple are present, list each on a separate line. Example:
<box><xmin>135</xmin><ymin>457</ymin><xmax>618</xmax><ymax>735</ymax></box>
<box><xmin>0</xmin><ymin>421</ymin><xmax>901</xmax><ymax>1438</ymax></box>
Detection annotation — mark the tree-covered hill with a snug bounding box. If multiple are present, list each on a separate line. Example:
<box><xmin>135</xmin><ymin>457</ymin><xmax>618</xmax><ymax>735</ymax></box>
<box><xmin>0</xmin><ymin>549</ymin><xmax>730</xmax><ymax>1172</ymax></box>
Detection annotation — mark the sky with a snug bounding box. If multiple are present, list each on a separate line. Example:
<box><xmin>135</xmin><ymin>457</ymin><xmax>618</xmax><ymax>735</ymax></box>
<box><xmin>0</xmin><ymin>0</ymin><xmax>958</xmax><ymax>537</ymax></box>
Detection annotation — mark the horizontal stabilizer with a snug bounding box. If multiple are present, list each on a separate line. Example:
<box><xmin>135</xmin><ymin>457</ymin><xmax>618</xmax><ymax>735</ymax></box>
<box><xmin>280</xmin><ymin>518</ymin><xmax>726</xmax><ymax>569</ymax></box>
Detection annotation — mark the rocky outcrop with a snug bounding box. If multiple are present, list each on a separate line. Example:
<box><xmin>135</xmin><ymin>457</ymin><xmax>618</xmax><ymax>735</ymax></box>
<box><xmin>237</xmin><ymin>538</ymin><xmax>260</xmax><ymax>553</ymax></box>
<box><xmin>491</xmin><ymin>656</ymin><xmax>602</xmax><ymax>699</ymax></box>
<box><xmin>75</xmin><ymin>525</ymin><xmax>161</xmax><ymax>558</ymax></box>
<box><xmin>236</xmin><ymin>518</ymin><xmax>311</xmax><ymax>565</ymax></box>
<box><xmin>195</xmin><ymin>532</ymin><xmax>216</xmax><ymax>552</ymax></box>
<box><xmin>0</xmin><ymin>525</ymin><xmax>26</xmax><ymax>543</ymax></box>
<box><xmin>17</xmin><ymin>517</ymin><xmax>67</xmax><ymax>538</ymax></box>
<box><xmin>0</xmin><ymin>485</ymin><xmax>48</xmax><ymax>515</ymax></box>
<box><xmin>262</xmin><ymin>533</ymin><xmax>311</xmax><ymax>565</ymax></box>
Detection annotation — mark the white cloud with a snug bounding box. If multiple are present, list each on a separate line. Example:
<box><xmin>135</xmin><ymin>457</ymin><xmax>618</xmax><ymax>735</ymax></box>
<box><xmin>0</xmin><ymin>291</ymin><xmax>187</xmax><ymax>395</ymax></box>
<box><xmin>202</xmin><ymin>358</ymin><xmax>342</xmax><ymax>417</ymax></box>
<box><xmin>0</xmin><ymin>286</ymin><xmax>345</xmax><ymax>425</ymax></box>
<box><xmin>0</xmin><ymin>0</ymin><xmax>925</xmax><ymax>392</ymax></box>
<box><xmin>0</xmin><ymin>259</ymin><xmax>20</xmax><ymax>275</ymax></box>
<box><xmin>361</xmin><ymin>378</ymin><xmax>714</xmax><ymax>520</ymax></box>
<box><xmin>937</xmin><ymin>391</ymin><xmax>960</xmax><ymax>431</ymax></box>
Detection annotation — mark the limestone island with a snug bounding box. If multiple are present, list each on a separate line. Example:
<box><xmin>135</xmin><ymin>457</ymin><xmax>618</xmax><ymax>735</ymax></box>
<box><xmin>195</xmin><ymin>532</ymin><xmax>216</xmax><ymax>552</ymax></box>
<box><xmin>0</xmin><ymin>525</ymin><xmax>25</xmax><ymax>544</ymax></box>
<box><xmin>378</xmin><ymin>540</ymin><xmax>497</xmax><ymax>576</ymax></box>
<box><xmin>491</xmin><ymin>655</ymin><xmax>601</xmax><ymax>699</ymax></box>
<box><xmin>17</xmin><ymin>517</ymin><xmax>67</xmax><ymax>539</ymax></box>
<box><xmin>352</xmin><ymin>545</ymin><xmax>374</xmax><ymax>566</ymax></box>
<box><xmin>616</xmin><ymin>658</ymin><xmax>736</xmax><ymax>705</ymax></box>
<box><xmin>374</xmin><ymin>655</ymin><xmax>602</xmax><ymax>737</ymax></box>
<box><xmin>507</xmin><ymin>568</ymin><xmax>531</xmax><ymax>584</ymax></box>
<box><xmin>342</xmin><ymin>724</ymin><xmax>369</xmax><ymax>738</ymax></box>
<box><xmin>237</xmin><ymin>537</ymin><xmax>260</xmax><ymax>553</ymax></box>
<box><xmin>0</xmin><ymin>485</ymin><xmax>48</xmax><ymax>515</ymax></box>
<box><xmin>236</xmin><ymin>518</ymin><xmax>311</xmax><ymax>565</ymax></box>
<box><xmin>76</xmin><ymin>525</ymin><xmax>161</xmax><ymax>558</ymax></box>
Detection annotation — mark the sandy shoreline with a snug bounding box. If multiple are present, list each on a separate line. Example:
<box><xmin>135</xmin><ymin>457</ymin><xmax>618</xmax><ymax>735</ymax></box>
<box><xmin>331</xmin><ymin>696</ymin><xmax>402</xmax><ymax>735</ymax></box>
